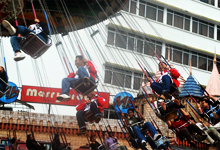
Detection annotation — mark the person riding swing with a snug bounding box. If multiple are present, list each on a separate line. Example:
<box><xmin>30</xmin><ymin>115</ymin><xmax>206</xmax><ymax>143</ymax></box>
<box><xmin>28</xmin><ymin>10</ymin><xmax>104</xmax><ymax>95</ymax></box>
<box><xmin>2</xmin><ymin>19</ymin><xmax>49</xmax><ymax>61</ymax></box>
<box><xmin>0</xmin><ymin>66</ymin><xmax>8</xmax><ymax>98</ymax></box>
<box><xmin>147</xmin><ymin>62</ymin><xmax>180</xmax><ymax>100</ymax></box>
<box><xmin>167</xmin><ymin>109</ymin><xmax>207</xmax><ymax>148</ymax></box>
<box><xmin>121</xmin><ymin>108</ymin><xmax>162</xmax><ymax>147</ymax></box>
<box><xmin>196</xmin><ymin>96</ymin><xmax>220</xmax><ymax>124</ymax></box>
<box><xmin>57</xmin><ymin>55</ymin><xmax>97</xmax><ymax>101</ymax></box>
<box><xmin>76</xmin><ymin>91</ymin><xmax>106</xmax><ymax>135</ymax></box>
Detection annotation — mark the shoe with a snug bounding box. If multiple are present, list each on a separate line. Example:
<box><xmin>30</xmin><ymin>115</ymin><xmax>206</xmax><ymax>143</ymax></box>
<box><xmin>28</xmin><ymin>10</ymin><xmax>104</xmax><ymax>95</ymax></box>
<box><xmin>201</xmin><ymin>134</ymin><xmax>207</xmax><ymax>141</ymax></box>
<box><xmin>83</xmin><ymin>77</ymin><xmax>90</xmax><ymax>88</ymax></box>
<box><xmin>153</xmin><ymin>134</ymin><xmax>162</xmax><ymax>141</ymax></box>
<box><xmin>14</xmin><ymin>53</ymin><xmax>25</xmax><ymax>61</ymax></box>
<box><xmin>95</xmin><ymin>115</ymin><xmax>101</xmax><ymax>123</ymax></box>
<box><xmin>56</xmin><ymin>94</ymin><xmax>71</xmax><ymax>101</ymax></box>
<box><xmin>76</xmin><ymin>128</ymin><xmax>87</xmax><ymax>135</ymax></box>
<box><xmin>162</xmin><ymin>91</ymin><xmax>172</xmax><ymax>99</ymax></box>
<box><xmin>2</xmin><ymin>20</ymin><xmax>16</xmax><ymax>35</ymax></box>
<box><xmin>141</xmin><ymin>140</ymin><xmax>146</xmax><ymax>146</ymax></box>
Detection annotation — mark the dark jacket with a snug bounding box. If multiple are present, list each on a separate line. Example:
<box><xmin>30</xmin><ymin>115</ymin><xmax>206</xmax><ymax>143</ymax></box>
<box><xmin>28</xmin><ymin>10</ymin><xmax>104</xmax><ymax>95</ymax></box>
<box><xmin>26</xmin><ymin>139</ymin><xmax>40</xmax><ymax>150</ymax></box>
<box><xmin>0</xmin><ymin>67</ymin><xmax>8</xmax><ymax>91</ymax></box>
<box><xmin>38</xmin><ymin>21</ymin><xmax>49</xmax><ymax>42</ymax></box>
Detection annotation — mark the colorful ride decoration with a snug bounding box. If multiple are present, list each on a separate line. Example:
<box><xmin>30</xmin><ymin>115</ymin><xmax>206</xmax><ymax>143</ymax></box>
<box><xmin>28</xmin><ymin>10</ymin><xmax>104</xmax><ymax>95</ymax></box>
<box><xmin>0</xmin><ymin>81</ymin><xmax>19</xmax><ymax>103</ymax></box>
<box><xmin>113</xmin><ymin>92</ymin><xmax>135</xmax><ymax>114</ymax></box>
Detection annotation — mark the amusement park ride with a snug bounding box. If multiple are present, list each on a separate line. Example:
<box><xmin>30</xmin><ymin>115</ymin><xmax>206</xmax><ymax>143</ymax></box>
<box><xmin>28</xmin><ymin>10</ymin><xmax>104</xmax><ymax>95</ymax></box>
<box><xmin>0</xmin><ymin>0</ymin><xmax>220</xmax><ymax>150</ymax></box>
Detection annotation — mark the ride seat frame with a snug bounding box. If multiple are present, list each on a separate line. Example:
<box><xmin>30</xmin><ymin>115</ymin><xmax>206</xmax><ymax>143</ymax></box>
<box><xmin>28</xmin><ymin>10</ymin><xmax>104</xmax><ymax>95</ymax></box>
<box><xmin>19</xmin><ymin>32</ymin><xmax>52</xmax><ymax>59</ymax></box>
<box><xmin>72</xmin><ymin>78</ymin><xmax>97</xmax><ymax>96</ymax></box>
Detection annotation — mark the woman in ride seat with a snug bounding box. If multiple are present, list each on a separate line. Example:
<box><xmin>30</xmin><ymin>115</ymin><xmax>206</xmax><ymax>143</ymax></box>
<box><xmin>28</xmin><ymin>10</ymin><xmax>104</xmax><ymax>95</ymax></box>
<box><xmin>103</xmin><ymin>132</ymin><xmax>127</xmax><ymax>150</ymax></box>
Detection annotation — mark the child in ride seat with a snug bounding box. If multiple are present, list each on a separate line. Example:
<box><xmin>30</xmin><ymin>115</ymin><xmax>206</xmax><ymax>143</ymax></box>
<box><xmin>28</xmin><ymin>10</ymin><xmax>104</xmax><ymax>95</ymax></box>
<box><xmin>76</xmin><ymin>91</ymin><xmax>105</xmax><ymax>135</ymax></box>
<box><xmin>147</xmin><ymin>62</ymin><xmax>180</xmax><ymax>100</ymax></box>
<box><xmin>2</xmin><ymin>19</ymin><xmax>49</xmax><ymax>61</ymax></box>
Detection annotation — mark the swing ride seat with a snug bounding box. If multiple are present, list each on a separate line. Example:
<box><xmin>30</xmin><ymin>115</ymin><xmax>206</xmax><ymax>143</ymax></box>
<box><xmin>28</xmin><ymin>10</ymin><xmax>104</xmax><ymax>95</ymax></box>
<box><xmin>127</xmin><ymin>121</ymin><xmax>146</xmax><ymax>139</ymax></box>
<box><xmin>19</xmin><ymin>32</ymin><xmax>52</xmax><ymax>59</ymax></box>
<box><xmin>84</xmin><ymin>110</ymin><xmax>95</xmax><ymax>123</ymax></box>
<box><xmin>156</xmin><ymin>108</ymin><xmax>178</xmax><ymax>122</ymax></box>
<box><xmin>72</xmin><ymin>78</ymin><xmax>97</xmax><ymax>96</ymax></box>
<box><xmin>84</xmin><ymin>110</ymin><xmax>102</xmax><ymax>124</ymax></box>
<box><xmin>154</xmin><ymin>100</ymin><xmax>179</xmax><ymax>122</ymax></box>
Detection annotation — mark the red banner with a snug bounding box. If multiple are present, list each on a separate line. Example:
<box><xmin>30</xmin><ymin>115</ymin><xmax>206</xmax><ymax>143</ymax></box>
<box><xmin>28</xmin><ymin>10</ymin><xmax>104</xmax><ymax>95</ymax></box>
<box><xmin>21</xmin><ymin>85</ymin><xmax>110</xmax><ymax>108</ymax></box>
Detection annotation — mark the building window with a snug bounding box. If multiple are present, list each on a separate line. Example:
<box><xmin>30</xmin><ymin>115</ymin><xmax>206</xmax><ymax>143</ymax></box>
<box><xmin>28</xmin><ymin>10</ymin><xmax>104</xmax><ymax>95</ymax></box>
<box><xmin>192</xmin><ymin>18</ymin><xmax>214</xmax><ymax>38</ymax></box>
<box><xmin>200</xmin><ymin>0</ymin><xmax>214</xmax><ymax>6</ymax></box>
<box><xmin>133</xmin><ymin>73</ymin><xmax>142</xmax><ymax>90</ymax></box>
<box><xmin>139</xmin><ymin>1</ymin><xmax>164</xmax><ymax>23</ymax></box>
<box><xmin>104</xmin><ymin>65</ymin><xmax>143</xmax><ymax>90</ymax></box>
<box><xmin>217</xmin><ymin>26</ymin><xmax>220</xmax><ymax>41</ymax></box>
<box><xmin>167</xmin><ymin>10</ymin><xmax>190</xmax><ymax>31</ymax></box>
<box><xmin>124</xmin><ymin>0</ymin><xmax>164</xmax><ymax>23</ymax></box>
<box><xmin>165</xmin><ymin>46</ymin><xmax>214</xmax><ymax>72</ymax></box>
<box><xmin>107</xmin><ymin>27</ymin><xmax>162</xmax><ymax>57</ymax></box>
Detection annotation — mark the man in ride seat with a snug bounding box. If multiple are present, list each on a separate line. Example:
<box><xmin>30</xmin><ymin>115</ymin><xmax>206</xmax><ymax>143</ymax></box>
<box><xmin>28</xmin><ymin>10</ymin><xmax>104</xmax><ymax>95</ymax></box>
<box><xmin>2</xmin><ymin>19</ymin><xmax>49</xmax><ymax>61</ymax></box>
<box><xmin>76</xmin><ymin>91</ymin><xmax>105</xmax><ymax>135</ymax></box>
<box><xmin>122</xmin><ymin>108</ymin><xmax>162</xmax><ymax>147</ymax></box>
<box><xmin>167</xmin><ymin>109</ymin><xmax>207</xmax><ymax>148</ymax></box>
<box><xmin>196</xmin><ymin>97</ymin><xmax>220</xmax><ymax>123</ymax></box>
<box><xmin>147</xmin><ymin>62</ymin><xmax>180</xmax><ymax>100</ymax></box>
<box><xmin>0</xmin><ymin>66</ymin><xmax>8</xmax><ymax>97</ymax></box>
<box><xmin>57</xmin><ymin>55</ymin><xmax>97</xmax><ymax>101</ymax></box>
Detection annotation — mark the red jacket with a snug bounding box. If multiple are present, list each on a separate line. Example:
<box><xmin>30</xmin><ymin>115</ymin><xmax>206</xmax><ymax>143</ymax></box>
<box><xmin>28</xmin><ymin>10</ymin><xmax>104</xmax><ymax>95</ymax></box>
<box><xmin>151</xmin><ymin>68</ymin><xmax>180</xmax><ymax>94</ymax></box>
<box><xmin>76</xmin><ymin>97</ymin><xmax>106</xmax><ymax>114</ymax></box>
<box><xmin>169</xmin><ymin>115</ymin><xmax>190</xmax><ymax>135</ymax></box>
<box><xmin>67</xmin><ymin>61</ymin><xmax>97</xmax><ymax>80</ymax></box>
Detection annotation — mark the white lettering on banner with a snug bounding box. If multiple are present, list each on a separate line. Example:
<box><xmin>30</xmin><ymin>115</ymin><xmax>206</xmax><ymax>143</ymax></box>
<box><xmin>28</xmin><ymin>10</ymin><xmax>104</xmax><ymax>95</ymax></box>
<box><xmin>26</xmin><ymin>89</ymin><xmax>37</xmax><ymax>96</ymax></box>
<box><xmin>25</xmin><ymin>88</ymin><xmax>97</xmax><ymax>101</ymax></box>
<box><xmin>84</xmin><ymin>96</ymin><xmax>89</xmax><ymax>101</ymax></box>
<box><xmin>77</xmin><ymin>94</ymin><xmax>83</xmax><ymax>101</ymax></box>
<box><xmin>46</xmin><ymin>92</ymin><xmax>50</xmax><ymax>97</ymax></box>
<box><xmin>51</xmin><ymin>92</ymin><xmax>55</xmax><ymax>98</ymax></box>
<box><xmin>71</xmin><ymin>94</ymin><xmax>75</xmax><ymax>100</ymax></box>
<box><xmin>38</xmin><ymin>91</ymin><xmax>44</xmax><ymax>97</ymax></box>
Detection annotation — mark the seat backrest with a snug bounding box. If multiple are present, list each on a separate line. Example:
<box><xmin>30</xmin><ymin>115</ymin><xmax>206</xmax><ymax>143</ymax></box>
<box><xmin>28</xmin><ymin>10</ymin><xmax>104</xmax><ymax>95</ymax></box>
<box><xmin>19</xmin><ymin>33</ymin><xmax>51</xmax><ymax>59</ymax></box>
<box><xmin>84</xmin><ymin>110</ymin><xmax>95</xmax><ymax>123</ymax></box>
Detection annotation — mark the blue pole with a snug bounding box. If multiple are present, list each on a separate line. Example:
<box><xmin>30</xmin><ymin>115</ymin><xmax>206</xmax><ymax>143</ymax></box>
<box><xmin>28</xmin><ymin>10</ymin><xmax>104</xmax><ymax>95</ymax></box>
<box><xmin>161</xmin><ymin>55</ymin><xmax>172</xmax><ymax>69</ymax></box>
<box><xmin>185</xmin><ymin>98</ymin><xmax>200</xmax><ymax>115</ymax></box>
<box><xmin>43</xmin><ymin>11</ymin><xmax>51</xmax><ymax>36</ymax></box>
<box><xmin>144</xmin><ymin>67</ymin><xmax>155</xmax><ymax>82</ymax></box>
